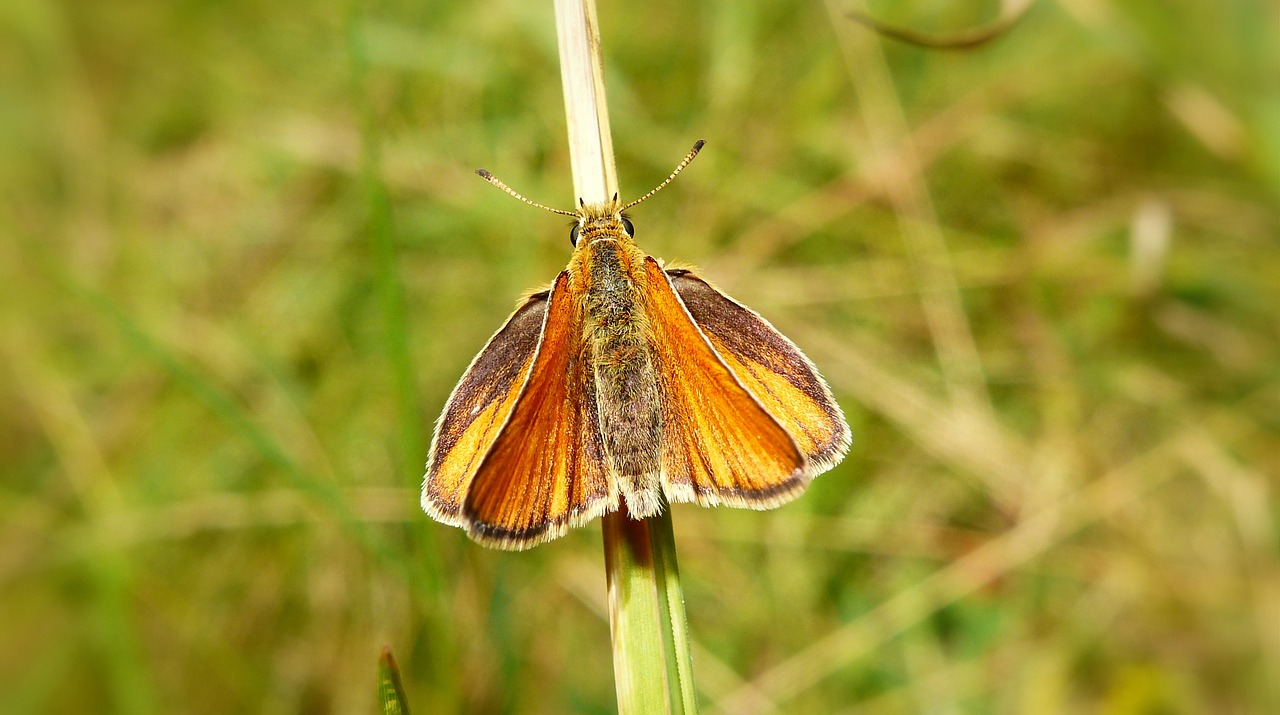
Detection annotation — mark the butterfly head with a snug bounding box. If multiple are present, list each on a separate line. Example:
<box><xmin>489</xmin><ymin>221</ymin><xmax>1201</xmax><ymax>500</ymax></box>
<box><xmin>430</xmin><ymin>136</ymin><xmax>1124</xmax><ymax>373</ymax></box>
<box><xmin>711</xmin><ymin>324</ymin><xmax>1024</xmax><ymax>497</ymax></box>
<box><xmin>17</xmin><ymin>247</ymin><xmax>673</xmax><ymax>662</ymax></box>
<box><xmin>570</xmin><ymin>199</ymin><xmax>635</xmax><ymax>247</ymax></box>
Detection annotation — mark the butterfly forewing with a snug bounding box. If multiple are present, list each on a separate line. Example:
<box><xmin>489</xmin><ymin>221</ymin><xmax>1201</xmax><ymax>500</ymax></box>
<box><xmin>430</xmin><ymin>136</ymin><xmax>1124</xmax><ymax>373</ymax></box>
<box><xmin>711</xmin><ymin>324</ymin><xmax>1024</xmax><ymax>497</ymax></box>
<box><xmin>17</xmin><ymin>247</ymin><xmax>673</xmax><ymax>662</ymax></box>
<box><xmin>461</xmin><ymin>271</ymin><xmax>613</xmax><ymax>549</ymax></box>
<box><xmin>640</xmin><ymin>258</ymin><xmax>808</xmax><ymax>508</ymax></box>
<box><xmin>422</xmin><ymin>289</ymin><xmax>550</xmax><ymax>525</ymax></box>
<box><xmin>666</xmin><ymin>269</ymin><xmax>851</xmax><ymax>471</ymax></box>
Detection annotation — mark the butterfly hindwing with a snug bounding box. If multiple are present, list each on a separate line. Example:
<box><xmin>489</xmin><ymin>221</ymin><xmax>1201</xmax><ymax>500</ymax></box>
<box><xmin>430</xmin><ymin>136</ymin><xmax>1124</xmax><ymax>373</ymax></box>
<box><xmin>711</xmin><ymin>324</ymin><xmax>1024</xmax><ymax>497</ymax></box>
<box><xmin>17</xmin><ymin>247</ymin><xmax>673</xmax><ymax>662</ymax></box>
<box><xmin>421</xmin><ymin>288</ymin><xmax>550</xmax><ymax>525</ymax></box>
<box><xmin>666</xmin><ymin>268</ymin><xmax>851</xmax><ymax>472</ymax></box>
<box><xmin>461</xmin><ymin>271</ymin><xmax>613</xmax><ymax>549</ymax></box>
<box><xmin>640</xmin><ymin>258</ymin><xmax>808</xmax><ymax>508</ymax></box>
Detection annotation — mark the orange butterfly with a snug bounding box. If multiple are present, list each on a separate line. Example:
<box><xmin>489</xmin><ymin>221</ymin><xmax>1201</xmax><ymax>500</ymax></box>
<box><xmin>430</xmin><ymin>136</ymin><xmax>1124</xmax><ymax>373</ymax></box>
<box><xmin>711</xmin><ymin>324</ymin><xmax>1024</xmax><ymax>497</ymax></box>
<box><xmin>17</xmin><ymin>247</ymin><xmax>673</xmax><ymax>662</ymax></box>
<box><xmin>422</xmin><ymin>141</ymin><xmax>850</xmax><ymax>550</ymax></box>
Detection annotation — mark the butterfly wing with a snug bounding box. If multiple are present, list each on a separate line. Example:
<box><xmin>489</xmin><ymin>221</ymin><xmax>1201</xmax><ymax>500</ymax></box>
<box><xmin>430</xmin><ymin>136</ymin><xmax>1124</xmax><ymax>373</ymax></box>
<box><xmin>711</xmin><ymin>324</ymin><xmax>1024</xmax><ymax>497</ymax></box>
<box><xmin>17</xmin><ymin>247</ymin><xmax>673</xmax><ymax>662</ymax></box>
<box><xmin>640</xmin><ymin>258</ymin><xmax>808</xmax><ymax>509</ymax></box>
<box><xmin>460</xmin><ymin>271</ymin><xmax>613</xmax><ymax>549</ymax></box>
<box><xmin>666</xmin><ymin>268</ymin><xmax>851</xmax><ymax>471</ymax></box>
<box><xmin>422</xmin><ymin>287</ymin><xmax>552</xmax><ymax>525</ymax></box>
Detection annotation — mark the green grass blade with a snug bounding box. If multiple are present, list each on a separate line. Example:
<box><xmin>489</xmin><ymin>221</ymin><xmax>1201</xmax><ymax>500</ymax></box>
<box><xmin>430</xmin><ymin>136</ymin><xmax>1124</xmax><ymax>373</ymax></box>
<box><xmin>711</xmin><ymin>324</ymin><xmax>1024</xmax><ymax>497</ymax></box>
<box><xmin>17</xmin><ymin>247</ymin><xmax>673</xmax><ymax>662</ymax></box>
<box><xmin>650</xmin><ymin>511</ymin><xmax>698</xmax><ymax>713</ymax></box>
<box><xmin>377</xmin><ymin>646</ymin><xmax>411</xmax><ymax>715</ymax></box>
<box><xmin>604</xmin><ymin>509</ymin><xmax>698</xmax><ymax>714</ymax></box>
<box><xmin>345</xmin><ymin>12</ymin><xmax>458</xmax><ymax>711</ymax></box>
<box><xmin>345</xmin><ymin>15</ymin><xmax>426</xmax><ymax>476</ymax></box>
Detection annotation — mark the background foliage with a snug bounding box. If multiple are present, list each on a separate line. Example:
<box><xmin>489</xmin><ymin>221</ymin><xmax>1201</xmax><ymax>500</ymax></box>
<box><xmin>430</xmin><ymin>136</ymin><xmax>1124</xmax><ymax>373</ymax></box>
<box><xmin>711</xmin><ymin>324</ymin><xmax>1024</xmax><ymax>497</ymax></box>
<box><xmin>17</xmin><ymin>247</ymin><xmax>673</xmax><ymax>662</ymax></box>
<box><xmin>2</xmin><ymin>0</ymin><xmax>1277</xmax><ymax>712</ymax></box>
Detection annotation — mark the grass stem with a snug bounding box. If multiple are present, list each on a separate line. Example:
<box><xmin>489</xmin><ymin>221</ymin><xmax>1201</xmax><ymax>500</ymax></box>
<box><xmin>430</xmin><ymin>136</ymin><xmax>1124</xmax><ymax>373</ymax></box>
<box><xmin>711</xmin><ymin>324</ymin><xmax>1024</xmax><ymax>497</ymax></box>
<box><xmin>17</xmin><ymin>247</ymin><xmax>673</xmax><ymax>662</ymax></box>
<box><xmin>550</xmin><ymin>0</ymin><xmax>698</xmax><ymax>711</ymax></box>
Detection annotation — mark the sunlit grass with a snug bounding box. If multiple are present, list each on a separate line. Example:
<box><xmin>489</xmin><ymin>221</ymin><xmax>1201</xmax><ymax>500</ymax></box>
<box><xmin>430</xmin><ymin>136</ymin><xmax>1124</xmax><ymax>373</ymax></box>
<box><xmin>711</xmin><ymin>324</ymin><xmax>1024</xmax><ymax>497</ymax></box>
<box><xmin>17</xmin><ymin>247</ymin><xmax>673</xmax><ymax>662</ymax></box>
<box><xmin>2</xmin><ymin>0</ymin><xmax>1278</xmax><ymax>712</ymax></box>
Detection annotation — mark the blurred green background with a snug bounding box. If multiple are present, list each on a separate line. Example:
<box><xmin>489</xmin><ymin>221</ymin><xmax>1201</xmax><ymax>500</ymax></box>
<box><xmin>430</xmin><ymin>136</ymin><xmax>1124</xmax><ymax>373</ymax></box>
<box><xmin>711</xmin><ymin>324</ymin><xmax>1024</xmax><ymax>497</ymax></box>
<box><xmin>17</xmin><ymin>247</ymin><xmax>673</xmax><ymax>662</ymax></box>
<box><xmin>2</xmin><ymin>0</ymin><xmax>1278</xmax><ymax>712</ymax></box>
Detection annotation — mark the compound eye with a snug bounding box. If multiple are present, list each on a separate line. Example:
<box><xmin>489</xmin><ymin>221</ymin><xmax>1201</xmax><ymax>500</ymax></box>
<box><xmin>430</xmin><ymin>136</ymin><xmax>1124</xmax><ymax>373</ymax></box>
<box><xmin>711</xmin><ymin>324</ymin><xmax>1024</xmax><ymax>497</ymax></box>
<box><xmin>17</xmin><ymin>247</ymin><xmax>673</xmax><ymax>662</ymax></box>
<box><xmin>570</xmin><ymin>224</ymin><xmax>581</xmax><ymax>246</ymax></box>
<box><xmin>620</xmin><ymin>216</ymin><xmax>635</xmax><ymax>237</ymax></box>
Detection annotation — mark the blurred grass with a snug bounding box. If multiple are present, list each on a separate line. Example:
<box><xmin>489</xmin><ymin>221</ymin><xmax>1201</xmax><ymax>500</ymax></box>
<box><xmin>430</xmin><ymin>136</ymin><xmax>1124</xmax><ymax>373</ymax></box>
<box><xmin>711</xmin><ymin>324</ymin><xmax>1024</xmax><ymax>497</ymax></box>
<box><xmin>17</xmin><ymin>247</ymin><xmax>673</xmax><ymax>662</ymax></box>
<box><xmin>1</xmin><ymin>0</ymin><xmax>1278</xmax><ymax>712</ymax></box>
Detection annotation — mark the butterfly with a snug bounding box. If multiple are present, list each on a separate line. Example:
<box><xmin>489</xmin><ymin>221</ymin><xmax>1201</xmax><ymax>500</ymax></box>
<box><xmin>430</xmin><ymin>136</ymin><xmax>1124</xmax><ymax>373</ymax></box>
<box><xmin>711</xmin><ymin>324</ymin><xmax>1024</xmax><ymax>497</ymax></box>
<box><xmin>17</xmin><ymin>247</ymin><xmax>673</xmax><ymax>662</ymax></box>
<box><xmin>421</xmin><ymin>141</ymin><xmax>850</xmax><ymax>550</ymax></box>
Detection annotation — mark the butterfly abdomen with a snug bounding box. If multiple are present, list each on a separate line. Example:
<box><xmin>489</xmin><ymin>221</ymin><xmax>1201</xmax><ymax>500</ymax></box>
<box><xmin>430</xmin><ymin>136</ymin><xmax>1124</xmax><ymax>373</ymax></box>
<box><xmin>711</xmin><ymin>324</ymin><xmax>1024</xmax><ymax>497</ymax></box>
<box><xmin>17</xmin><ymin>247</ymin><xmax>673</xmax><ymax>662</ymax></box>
<box><xmin>580</xmin><ymin>236</ymin><xmax>664</xmax><ymax>517</ymax></box>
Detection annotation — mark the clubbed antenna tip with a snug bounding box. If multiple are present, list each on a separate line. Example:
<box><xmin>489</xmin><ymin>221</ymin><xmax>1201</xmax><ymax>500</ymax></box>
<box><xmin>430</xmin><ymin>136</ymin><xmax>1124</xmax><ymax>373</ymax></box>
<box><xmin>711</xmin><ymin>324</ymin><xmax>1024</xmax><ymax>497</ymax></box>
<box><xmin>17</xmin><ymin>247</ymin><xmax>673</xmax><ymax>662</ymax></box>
<box><xmin>622</xmin><ymin>141</ymin><xmax>707</xmax><ymax>211</ymax></box>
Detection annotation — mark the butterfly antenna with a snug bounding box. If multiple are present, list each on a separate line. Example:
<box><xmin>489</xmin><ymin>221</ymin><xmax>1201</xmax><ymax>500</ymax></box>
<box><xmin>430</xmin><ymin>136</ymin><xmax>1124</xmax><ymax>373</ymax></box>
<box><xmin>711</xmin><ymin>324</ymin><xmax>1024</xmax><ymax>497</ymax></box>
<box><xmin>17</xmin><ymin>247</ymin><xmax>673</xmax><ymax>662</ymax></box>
<box><xmin>475</xmin><ymin>169</ymin><xmax>578</xmax><ymax>217</ymax></box>
<box><xmin>621</xmin><ymin>140</ymin><xmax>706</xmax><ymax>211</ymax></box>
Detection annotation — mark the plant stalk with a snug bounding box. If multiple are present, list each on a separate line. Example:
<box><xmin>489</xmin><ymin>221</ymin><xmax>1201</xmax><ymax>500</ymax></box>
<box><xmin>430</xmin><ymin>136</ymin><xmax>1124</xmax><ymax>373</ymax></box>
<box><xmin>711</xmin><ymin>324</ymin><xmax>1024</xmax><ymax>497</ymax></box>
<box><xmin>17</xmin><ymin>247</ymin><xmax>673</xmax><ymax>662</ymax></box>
<box><xmin>550</xmin><ymin>0</ymin><xmax>698</xmax><ymax>711</ymax></box>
